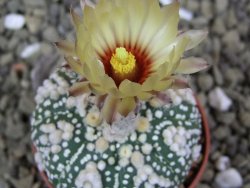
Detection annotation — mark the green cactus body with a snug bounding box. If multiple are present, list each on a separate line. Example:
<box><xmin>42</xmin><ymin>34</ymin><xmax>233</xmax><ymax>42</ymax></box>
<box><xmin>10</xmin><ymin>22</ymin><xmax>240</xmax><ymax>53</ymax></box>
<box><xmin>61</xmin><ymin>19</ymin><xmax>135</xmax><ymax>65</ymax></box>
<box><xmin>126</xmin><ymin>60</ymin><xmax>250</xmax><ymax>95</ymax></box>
<box><xmin>31</xmin><ymin>68</ymin><xmax>202</xmax><ymax>188</ymax></box>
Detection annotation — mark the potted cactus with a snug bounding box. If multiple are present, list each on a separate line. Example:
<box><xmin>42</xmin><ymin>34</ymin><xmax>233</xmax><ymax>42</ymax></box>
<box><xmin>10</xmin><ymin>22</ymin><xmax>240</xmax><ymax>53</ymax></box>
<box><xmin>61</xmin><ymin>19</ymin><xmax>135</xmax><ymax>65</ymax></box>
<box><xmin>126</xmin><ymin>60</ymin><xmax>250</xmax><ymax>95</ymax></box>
<box><xmin>31</xmin><ymin>0</ymin><xmax>210</xmax><ymax>187</ymax></box>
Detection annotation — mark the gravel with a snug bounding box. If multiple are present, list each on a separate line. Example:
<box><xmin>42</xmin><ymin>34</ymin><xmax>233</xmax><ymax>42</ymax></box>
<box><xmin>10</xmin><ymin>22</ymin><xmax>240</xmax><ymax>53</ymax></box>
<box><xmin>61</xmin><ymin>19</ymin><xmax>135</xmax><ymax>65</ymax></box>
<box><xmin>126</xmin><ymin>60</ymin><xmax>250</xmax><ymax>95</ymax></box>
<box><xmin>0</xmin><ymin>0</ymin><xmax>250</xmax><ymax>187</ymax></box>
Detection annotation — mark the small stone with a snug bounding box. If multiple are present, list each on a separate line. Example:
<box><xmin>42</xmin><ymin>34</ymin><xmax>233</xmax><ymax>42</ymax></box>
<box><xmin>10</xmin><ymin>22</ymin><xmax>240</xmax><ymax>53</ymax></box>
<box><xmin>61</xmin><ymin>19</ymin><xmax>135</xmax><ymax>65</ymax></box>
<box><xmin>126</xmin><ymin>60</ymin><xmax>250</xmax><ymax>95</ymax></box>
<box><xmin>225</xmin><ymin>136</ymin><xmax>238</xmax><ymax>157</ymax></box>
<box><xmin>216</xmin><ymin>156</ymin><xmax>230</xmax><ymax>171</ymax></box>
<box><xmin>239</xmin><ymin>139</ymin><xmax>249</xmax><ymax>155</ymax></box>
<box><xmin>222</xmin><ymin>30</ymin><xmax>244</xmax><ymax>53</ymax></box>
<box><xmin>212</xmin><ymin>18</ymin><xmax>226</xmax><ymax>35</ymax></box>
<box><xmin>197</xmin><ymin>183</ymin><xmax>210</xmax><ymax>188</ymax></box>
<box><xmin>239</xmin><ymin>111</ymin><xmax>250</xmax><ymax>128</ymax></box>
<box><xmin>215</xmin><ymin>168</ymin><xmax>243</xmax><ymax>188</ymax></box>
<box><xmin>26</xmin><ymin>16</ymin><xmax>42</xmax><ymax>34</ymax></box>
<box><xmin>7</xmin><ymin>37</ymin><xmax>19</xmax><ymax>51</ymax></box>
<box><xmin>197</xmin><ymin>74</ymin><xmax>214</xmax><ymax>91</ymax></box>
<box><xmin>213</xmin><ymin>66</ymin><xmax>224</xmax><ymax>85</ymax></box>
<box><xmin>202</xmin><ymin>168</ymin><xmax>214</xmax><ymax>182</ymax></box>
<box><xmin>186</xmin><ymin>1</ymin><xmax>199</xmax><ymax>12</ymax></box>
<box><xmin>208</xmin><ymin>87</ymin><xmax>232</xmax><ymax>111</ymax></box>
<box><xmin>4</xmin><ymin>13</ymin><xmax>25</xmax><ymax>30</ymax></box>
<box><xmin>0</xmin><ymin>179</ymin><xmax>9</xmax><ymax>188</ymax></box>
<box><xmin>201</xmin><ymin>1</ymin><xmax>213</xmax><ymax>19</ymax></box>
<box><xmin>42</xmin><ymin>26</ymin><xmax>59</xmax><ymax>42</ymax></box>
<box><xmin>20</xmin><ymin>43</ymin><xmax>41</xmax><ymax>59</ymax></box>
<box><xmin>226</xmin><ymin>9</ymin><xmax>237</xmax><ymax>28</ymax></box>
<box><xmin>0</xmin><ymin>53</ymin><xmax>13</xmax><ymax>66</ymax></box>
<box><xmin>224</xmin><ymin>68</ymin><xmax>244</xmax><ymax>87</ymax></box>
<box><xmin>215</xmin><ymin>0</ymin><xmax>228</xmax><ymax>13</ymax></box>
<box><xmin>18</xmin><ymin>93</ymin><xmax>36</xmax><ymax>115</ymax></box>
<box><xmin>216</xmin><ymin>112</ymin><xmax>235</xmax><ymax>125</ymax></box>
<box><xmin>214</xmin><ymin>126</ymin><xmax>231</xmax><ymax>141</ymax></box>
<box><xmin>23</xmin><ymin>0</ymin><xmax>46</xmax><ymax>7</ymax></box>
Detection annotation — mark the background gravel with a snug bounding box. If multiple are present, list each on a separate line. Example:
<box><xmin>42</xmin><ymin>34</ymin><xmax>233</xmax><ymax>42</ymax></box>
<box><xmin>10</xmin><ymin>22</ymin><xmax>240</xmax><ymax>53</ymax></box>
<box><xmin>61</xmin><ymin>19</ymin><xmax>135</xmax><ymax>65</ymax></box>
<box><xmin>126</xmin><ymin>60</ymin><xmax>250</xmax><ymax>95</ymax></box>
<box><xmin>0</xmin><ymin>0</ymin><xmax>249</xmax><ymax>187</ymax></box>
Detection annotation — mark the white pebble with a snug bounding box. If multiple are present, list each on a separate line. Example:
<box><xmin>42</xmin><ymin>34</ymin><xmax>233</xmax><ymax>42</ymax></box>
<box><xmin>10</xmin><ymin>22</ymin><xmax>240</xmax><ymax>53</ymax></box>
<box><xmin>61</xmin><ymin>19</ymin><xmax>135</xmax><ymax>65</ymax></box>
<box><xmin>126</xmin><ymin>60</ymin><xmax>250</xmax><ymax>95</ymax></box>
<box><xmin>216</xmin><ymin>156</ymin><xmax>231</xmax><ymax>171</ymax></box>
<box><xmin>20</xmin><ymin>43</ymin><xmax>41</xmax><ymax>59</ymax></box>
<box><xmin>179</xmin><ymin>8</ymin><xmax>193</xmax><ymax>21</ymax></box>
<box><xmin>208</xmin><ymin>87</ymin><xmax>232</xmax><ymax>111</ymax></box>
<box><xmin>215</xmin><ymin>168</ymin><xmax>243</xmax><ymax>188</ymax></box>
<box><xmin>4</xmin><ymin>13</ymin><xmax>25</xmax><ymax>30</ymax></box>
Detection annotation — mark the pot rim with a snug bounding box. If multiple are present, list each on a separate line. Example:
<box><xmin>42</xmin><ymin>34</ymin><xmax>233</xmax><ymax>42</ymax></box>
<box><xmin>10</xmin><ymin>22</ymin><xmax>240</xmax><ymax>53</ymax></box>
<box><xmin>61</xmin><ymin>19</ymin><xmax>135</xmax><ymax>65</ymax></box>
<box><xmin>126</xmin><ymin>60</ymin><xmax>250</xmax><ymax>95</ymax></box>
<box><xmin>33</xmin><ymin>98</ymin><xmax>210</xmax><ymax>188</ymax></box>
<box><xmin>188</xmin><ymin>97</ymin><xmax>211</xmax><ymax>188</ymax></box>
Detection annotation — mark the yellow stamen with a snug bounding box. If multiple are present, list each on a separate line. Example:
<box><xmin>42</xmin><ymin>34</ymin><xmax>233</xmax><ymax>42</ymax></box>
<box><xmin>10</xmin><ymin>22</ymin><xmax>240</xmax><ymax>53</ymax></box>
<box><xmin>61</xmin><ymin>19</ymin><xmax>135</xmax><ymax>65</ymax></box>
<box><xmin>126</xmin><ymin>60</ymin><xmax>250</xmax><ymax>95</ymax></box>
<box><xmin>110</xmin><ymin>47</ymin><xmax>137</xmax><ymax>82</ymax></box>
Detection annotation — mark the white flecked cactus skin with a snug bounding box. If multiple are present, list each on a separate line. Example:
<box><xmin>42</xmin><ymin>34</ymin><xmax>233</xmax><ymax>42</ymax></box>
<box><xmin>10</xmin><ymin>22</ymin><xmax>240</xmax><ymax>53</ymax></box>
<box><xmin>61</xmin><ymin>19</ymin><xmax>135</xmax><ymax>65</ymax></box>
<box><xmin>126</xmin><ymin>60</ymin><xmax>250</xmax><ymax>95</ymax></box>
<box><xmin>31</xmin><ymin>68</ymin><xmax>203</xmax><ymax>188</ymax></box>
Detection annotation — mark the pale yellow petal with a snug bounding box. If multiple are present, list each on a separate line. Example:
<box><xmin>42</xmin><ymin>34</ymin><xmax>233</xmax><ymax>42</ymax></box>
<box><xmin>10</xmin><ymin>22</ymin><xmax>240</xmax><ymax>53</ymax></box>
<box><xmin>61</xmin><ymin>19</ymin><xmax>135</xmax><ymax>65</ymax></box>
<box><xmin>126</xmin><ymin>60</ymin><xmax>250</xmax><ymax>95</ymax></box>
<box><xmin>70</xmin><ymin>8</ymin><xmax>82</xmax><ymax>30</ymax></box>
<box><xmin>179</xmin><ymin>30</ymin><xmax>208</xmax><ymax>51</ymax></box>
<box><xmin>170</xmin><ymin>77</ymin><xmax>190</xmax><ymax>89</ymax></box>
<box><xmin>101</xmin><ymin>95</ymin><xmax>118</xmax><ymax>123</ymax></box>
<box><xmin>117</xmin><ymin>97</ymin><xmax>136</xmax><ymax>116</ymax></box>
<box><xmin>119</xmin><ymin>79</ymin><xmax>142</xmax><ymax>97</ymax></box>
<box><xmin>175</xmin><ymin>57</ymin><xmax>209</xmax><ymax>74</ymax></box>
<box><xmin>64</xmin><ymin>56</ymin><xmax>84</xmax><ymax>75</ymax></box>
<box><xmin>69</xmin><ymin>81</ymin><xmax>90</xmax><ymax>96</ymax></box>
<box><xmin>148</xmin><ymin>2</ymin><xmax>180</xmax><ymax>58</ymax></box>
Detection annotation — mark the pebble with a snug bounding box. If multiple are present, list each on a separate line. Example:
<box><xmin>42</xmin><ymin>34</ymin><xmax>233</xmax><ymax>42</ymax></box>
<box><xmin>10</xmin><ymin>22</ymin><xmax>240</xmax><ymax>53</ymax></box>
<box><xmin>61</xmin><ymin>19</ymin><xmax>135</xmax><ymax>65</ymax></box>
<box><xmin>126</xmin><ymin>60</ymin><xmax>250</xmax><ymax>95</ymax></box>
<box><xmin>20</xmin><ymin>43</ymin><xmax>41</xmax><ymax>59</ymax></box>
<box><xmin>216</xmin><ymin>112</ymin><xmax>235</xmax><ymax>125</ymax></box>
<box><xmin>202</xmin><ymin>168</ymin><xmax>214</xmax><ymax>182</ymax></box>
<box><xmin>0</xmin><ymin>53</ymin><xmax>13</xmax><ymax>66</ymax></box>
<box><xmin>212</xmin><ymin>66</ymin><xmax>224</xmax><ymax>85</ymax></box>
<box><xmin>225</xmin><ymin>136</ymin><xmax>238</xmax><ymax>157</ymax></box>
<box><xmin>239</xmin><ymin>111</ymin><xmax>250</xmax><ymax>128</ymax></box>
<box><xmin>197</xmin><ymin>184</ymin><xmax>210</xmax><ymax>188</ymax></box>
<box><xmin>212</xmin><ymin>17</ymin><xmax>226</xmax><ymax>35</ymax></box>
<box><xmin>208</xmin><ymin>87</ymin><xmax>232</xmax><ymax>111</ymax></box>
<box><xmin>215</xmin><ymin>0</ymin><xmax>229</xmax><ymax>13</ymax></box>
<box><xmin>197</xmin><ymin>74</ymin><xmax>214</xmax><ymax>92</ymax></box>
<box><xmin>25</xmin><ymin>16</ymin><xmax>42</xmax><ymax>34</ymax></box>
<box><xmin>224</xmin><ymin>68</ymin><xmax>244</xmax><ymax>87</ymax></box>
<box><xmin>201</xmin><ymin>1</ymin><xmax>213</xmax><ymax>19</ymax></box>
<box><xmin>214</xmin><ymin>126</ymin><xmax>231</xmax><ymax>141</ymax></box>
<box><xmin>42</xmin><ymin>26</ymin><xmax>59</xmax><ymax>42</ymax></box>
<box><xmin>215</xmin><ymin>168</ymin><xmax>243</xmax><ymax>188</ymax></box>
<box><xmin>23</xmin><ymin>0</ymin><xmax>46</xmax><ymax>7</ymax></box>
<box><xmin>215</xmin><ymin>156</ymin><xmax>230</xmax><ymax>171</ymax></box>
<box><xmin>4</xmin><ymin>13</ymin><xmax>26</xmax><ymax>30</ymax></box>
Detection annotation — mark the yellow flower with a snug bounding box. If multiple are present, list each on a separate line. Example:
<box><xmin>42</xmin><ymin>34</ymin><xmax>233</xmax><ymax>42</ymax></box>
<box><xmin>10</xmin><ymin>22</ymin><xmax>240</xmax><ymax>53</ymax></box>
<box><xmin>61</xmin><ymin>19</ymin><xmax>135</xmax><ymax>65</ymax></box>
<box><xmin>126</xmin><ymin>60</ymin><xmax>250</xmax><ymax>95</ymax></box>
<box><xmin>56</xmin><ymin>0</ymin><xmax>208</xmax><ymax>123</ymax></box>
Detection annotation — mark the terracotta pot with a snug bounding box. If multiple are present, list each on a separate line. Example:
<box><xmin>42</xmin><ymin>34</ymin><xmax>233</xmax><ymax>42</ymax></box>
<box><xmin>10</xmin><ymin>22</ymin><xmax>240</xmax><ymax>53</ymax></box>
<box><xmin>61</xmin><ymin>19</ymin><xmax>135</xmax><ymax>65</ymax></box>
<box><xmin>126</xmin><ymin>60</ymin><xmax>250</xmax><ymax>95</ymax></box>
<box><xmin>33</xmin><ymin>98</ymin><xmax>210</xmax><ymax>188</ymax></box>
<box><xmin>187</xmin><ymin>98</ymin><xmax>210</xmax><ymax>188</ymax></box>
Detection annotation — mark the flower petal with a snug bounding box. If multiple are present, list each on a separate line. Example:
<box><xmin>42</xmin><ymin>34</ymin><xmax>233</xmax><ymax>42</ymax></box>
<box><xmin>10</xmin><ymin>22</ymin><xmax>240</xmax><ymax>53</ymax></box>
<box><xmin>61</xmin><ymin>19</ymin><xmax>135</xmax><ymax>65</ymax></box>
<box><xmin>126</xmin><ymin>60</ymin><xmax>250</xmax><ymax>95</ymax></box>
<box><xmin>148</xmin><ymin>1</ymin><xmax>180</xmax><ymax>58</ymax></box>
<box><xmin>119</xmin><ymin>79</ymin><xmax>142</xmax><ymax>98</ymax></box>
<box><xmin>70</xmin><ymin>8</ymin><xmax>82</xmax><ymax>30</ymax></box>
<box><xmin>64</xmin><ymin>56</ymin><xmax>84</xmax><ymax>75</ymax></box>
<box><xmin>170</xmin><ymin>77</ymin><xmax>190</xmax><ymax>89</ymax></box>
<box><xmin>179</xmin><ymin>30</ymin><xmax>208</xmax><ymax>51</ymax></box>
<box><xmin>175</xmin><ymin>57</ymin><xmax>209</xmax><ymax>74</ymax></box>
<box><xmin>69</xmin><ymin>81</ymin><xmax>90</xmax><ymax>96</ymax></box>
<box><xmin>101</xmin><ymin>95</ymin><xmax>118</xmax><ymax>123</ymax></box>
<box><xmin>117</xmin><ymin>97</ymin><xmax>136</xmax><ymax>116</ymax></box>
